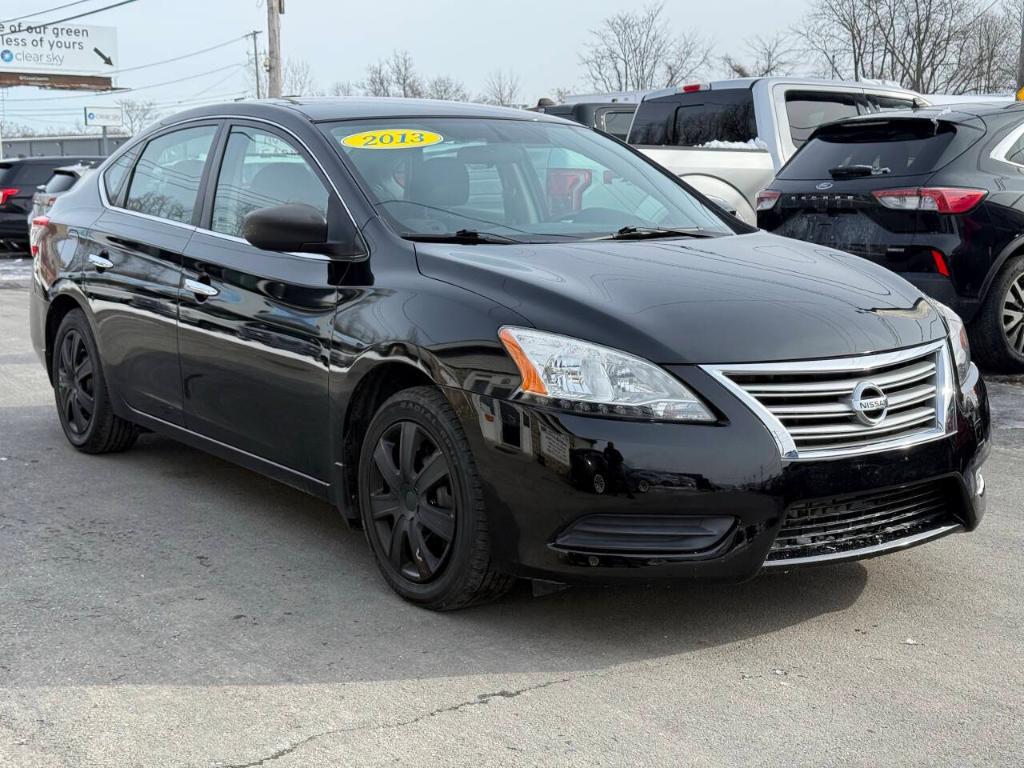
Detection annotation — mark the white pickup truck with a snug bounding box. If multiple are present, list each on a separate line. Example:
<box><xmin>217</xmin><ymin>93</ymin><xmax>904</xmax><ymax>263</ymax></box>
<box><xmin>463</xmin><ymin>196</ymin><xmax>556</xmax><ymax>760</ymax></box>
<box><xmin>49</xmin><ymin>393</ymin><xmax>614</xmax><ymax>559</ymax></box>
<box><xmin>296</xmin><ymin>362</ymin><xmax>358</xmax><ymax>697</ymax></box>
<box><xmin>624</xmin><ymin>77</ymin><xmax>926</xmax><ymax>224</ymax></box>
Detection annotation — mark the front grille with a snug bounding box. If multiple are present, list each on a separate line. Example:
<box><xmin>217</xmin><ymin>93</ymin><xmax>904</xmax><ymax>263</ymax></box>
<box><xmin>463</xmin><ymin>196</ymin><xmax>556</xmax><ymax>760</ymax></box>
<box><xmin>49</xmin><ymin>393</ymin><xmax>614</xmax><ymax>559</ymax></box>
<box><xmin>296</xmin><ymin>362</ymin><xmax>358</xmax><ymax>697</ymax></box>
<box><xmin>705</xmin><ymin>342</ymin><xmax>951</xmax><ymax>459</ymax></box>
<box><xmin>765</xmin><ymin>479</ymin><xmax>962</xmax><ymax>562</ymax></box>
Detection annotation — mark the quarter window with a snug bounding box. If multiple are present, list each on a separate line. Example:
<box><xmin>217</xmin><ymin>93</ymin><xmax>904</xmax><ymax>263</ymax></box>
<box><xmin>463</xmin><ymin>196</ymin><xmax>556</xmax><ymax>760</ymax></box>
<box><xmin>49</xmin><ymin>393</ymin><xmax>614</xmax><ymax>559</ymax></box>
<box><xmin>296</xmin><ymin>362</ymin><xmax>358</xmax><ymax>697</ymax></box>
<box><xmin>1001</xmin><ymin>131</ymin><xmax>1024</xmax><ymax>166</ymax></box>
<box><xmin>211</xmin><ymin>126</ymin><xmax>329</xmax><ymax>238</ymax></box>
<box><xmin>124</xmin><ymin>126</ymin><xmax>217</xmax><ymax>223</ymax></box>
<box><xmin>102</xmin><ymin>146</ymin><xmax>140</xmax><ymax>205</ymax></box>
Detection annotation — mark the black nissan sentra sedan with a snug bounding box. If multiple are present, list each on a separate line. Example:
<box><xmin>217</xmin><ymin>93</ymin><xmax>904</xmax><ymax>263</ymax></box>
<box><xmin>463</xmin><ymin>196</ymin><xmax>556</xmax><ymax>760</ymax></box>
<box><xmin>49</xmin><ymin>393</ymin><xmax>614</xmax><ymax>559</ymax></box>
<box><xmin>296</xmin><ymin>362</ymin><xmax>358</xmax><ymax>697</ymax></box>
<box><xmin>29</xmin><ymin>99</ymin><xmax>990</xmax><ymax>609</ymax></box>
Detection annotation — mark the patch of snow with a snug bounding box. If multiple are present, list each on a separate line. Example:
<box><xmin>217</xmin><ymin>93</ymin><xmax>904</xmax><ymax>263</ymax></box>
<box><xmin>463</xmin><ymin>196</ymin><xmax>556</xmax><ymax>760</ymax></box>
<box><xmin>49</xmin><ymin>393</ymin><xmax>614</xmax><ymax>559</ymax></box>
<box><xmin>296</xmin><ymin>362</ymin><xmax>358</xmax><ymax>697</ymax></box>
<box><xmin>697</xmin><ymin>137</ymin><xmax>769</xmax><ymax>150</ymax></box>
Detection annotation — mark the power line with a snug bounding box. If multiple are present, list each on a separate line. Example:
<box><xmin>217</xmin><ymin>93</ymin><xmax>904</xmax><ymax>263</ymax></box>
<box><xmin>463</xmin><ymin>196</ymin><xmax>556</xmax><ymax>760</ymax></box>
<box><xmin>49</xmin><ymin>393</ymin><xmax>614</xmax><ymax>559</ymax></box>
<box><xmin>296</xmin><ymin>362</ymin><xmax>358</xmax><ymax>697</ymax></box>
<box><xmin>105</xmin><ymin>33</ymin><xmax>249</xmax><ymax>76</ymax></box>
<box><xmin>33</xmin><ymin>0</ymin><xmax>139</xmax><ymax>26</ymax></box>
<box><xmin>0</xmin><ymin>0</ymin><xmax>96</xmax><ymax>25</ymax></box>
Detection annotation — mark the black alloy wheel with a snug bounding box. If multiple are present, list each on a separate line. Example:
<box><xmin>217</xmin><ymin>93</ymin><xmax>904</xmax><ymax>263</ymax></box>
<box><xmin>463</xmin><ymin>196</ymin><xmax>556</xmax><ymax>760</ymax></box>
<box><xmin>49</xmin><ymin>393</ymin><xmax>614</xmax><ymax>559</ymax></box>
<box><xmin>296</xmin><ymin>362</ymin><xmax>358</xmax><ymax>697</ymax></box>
<box><xmin>56</xmin><ymin>328</ymin><xmax>95</xmax><ymax>438</ymax></box>
<box><xmin>52</xmin><ymin>309</ymin><xmax>139</xmax><ymax>453</ymax></box>
<box><xmin>367</xmin><ymin>420</ymin><xmax>457</xmax><ymax>582</ymax></box>
<box><xmin>1002</xmin><ymin>273</ymin><xmax>1024</xmax><ymax>356</ymax></box>
<box><xmin>357</xmin><ymin>386</ymin><xmax>515</xmax><ymax>609</ymax></box>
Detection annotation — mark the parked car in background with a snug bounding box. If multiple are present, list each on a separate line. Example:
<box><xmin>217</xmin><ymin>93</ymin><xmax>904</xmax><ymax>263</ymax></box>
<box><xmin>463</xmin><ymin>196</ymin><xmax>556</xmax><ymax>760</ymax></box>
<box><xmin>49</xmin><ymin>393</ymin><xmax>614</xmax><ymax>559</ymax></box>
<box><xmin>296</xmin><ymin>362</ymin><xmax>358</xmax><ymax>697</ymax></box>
<box><xmin>758</xmin><ymin>102</ymin><xmax>1024</xmax><ymax>371</ymax></box>
<box><xmin>534</xmin><ymin>101</ymin><xmax>637</xmax><ymax>141</ymax></box>
<box><xmin>29</xmin><ymin>162</ymin><xmax>100</xmax><ymax>224</ymax></box>
<box><xmin>0</xmin><ymin>156</ymin><xmax>104</xmax><ymax>252</ymax></box>
<box><xmin>30</xmin><ymin>98</ymin><xmax>989</xmax><ymax>610</ymax></box>
<box><xmin>626</xmin><ymin>78</ymin><xmax>925</xmax><ymax>224</ymax></box>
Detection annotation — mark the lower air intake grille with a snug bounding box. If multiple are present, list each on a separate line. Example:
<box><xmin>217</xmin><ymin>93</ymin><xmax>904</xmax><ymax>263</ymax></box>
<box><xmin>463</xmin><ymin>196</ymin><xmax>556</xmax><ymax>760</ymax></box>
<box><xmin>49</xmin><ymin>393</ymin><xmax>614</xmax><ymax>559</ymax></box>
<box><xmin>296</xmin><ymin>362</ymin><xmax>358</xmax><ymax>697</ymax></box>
<box><xmin>766</xmin><ymin>479</ymin><xmax>962</xmax><ymax>562</ymax></box>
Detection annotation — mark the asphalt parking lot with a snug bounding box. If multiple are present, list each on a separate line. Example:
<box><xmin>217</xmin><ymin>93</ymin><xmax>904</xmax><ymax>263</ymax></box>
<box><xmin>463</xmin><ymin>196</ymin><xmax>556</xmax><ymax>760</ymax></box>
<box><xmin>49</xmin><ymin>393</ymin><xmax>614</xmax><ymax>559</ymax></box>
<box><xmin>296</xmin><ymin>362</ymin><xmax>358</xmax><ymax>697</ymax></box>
<box><xmin>1</xmin><ymin>276</ymin><xmax>1022</xmax><ymax>767</ymax></box>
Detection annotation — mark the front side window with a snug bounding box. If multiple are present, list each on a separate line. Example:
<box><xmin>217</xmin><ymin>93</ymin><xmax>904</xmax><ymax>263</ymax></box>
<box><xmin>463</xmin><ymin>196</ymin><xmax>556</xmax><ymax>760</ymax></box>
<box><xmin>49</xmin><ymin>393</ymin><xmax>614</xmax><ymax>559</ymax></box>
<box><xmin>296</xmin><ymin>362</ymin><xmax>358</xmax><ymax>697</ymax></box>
<box><xmin>326</xmin><ymin>118</ymin><xmax>734</xmax><ymax>242</ymax></box>
<box><xmin>211</xmin><ymin>126</ymin><xmax>329</xmax><ymax>237</ymax></box>
<box><xmin>124</xmin><ymin>125</ymin><xmax>217</xmax><ymax>224</ymax></box>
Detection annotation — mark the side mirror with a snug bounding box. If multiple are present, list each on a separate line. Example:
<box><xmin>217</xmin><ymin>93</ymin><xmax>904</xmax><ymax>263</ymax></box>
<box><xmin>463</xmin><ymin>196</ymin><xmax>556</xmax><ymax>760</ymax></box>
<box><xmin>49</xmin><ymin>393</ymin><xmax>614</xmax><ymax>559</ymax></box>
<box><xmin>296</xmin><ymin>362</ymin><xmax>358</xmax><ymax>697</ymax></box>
<box><xmin>242</xmin><ymin>204</ymin><xmax>364</xmax><ymax>259</ymax></box>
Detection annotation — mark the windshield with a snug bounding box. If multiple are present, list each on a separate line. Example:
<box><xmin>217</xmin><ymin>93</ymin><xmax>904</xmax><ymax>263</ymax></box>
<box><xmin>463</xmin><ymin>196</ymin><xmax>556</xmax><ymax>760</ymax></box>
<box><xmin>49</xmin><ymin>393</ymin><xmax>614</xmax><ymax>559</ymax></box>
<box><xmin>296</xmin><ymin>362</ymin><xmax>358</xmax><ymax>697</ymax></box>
<box><xmin>323</xmin><ymin>117</ymin><xmax>736</xmax><ymax>242</ymax></box>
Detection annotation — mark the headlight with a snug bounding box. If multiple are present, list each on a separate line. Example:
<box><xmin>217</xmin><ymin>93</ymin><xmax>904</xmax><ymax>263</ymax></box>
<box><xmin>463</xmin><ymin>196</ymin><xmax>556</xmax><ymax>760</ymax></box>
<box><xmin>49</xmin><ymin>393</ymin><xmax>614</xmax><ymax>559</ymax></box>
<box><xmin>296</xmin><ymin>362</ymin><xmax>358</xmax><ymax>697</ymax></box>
<box><xmin>498</xmin><ymin>327</ymin><xmax>715</xmax><ymax>422</ymax></box>
<box><xmin>929</xmin><ymin>299</ymin><xmax>971</xmax><ymax>385</ymax></box>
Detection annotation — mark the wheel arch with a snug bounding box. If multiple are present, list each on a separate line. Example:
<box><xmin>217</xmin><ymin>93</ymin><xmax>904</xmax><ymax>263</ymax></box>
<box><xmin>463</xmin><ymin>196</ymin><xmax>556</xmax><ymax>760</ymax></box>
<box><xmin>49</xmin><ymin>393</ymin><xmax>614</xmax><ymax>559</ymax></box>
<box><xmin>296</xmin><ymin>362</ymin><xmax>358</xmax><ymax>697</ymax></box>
<box><xmin>43</xmin><ymin>288</ymin><xmax>91</xmax><ymax>383</ymax></box>
<box><xmin>979</xmin><ymin>235</ymin><xmax>1024</xmax><ymax>304</ymax></box>
<box><xmin>333</xmin><ymin>355</ymin><xmax>438</xmax><ymax>524</ymax></box>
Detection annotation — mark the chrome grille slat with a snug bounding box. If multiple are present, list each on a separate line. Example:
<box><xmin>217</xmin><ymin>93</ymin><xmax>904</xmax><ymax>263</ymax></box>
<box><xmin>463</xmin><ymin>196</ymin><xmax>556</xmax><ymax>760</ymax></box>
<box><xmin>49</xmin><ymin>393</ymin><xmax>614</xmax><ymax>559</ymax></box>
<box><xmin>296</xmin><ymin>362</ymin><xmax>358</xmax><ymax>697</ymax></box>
<box><xmin>766</xmin><ymin>479</ymin><xmax>961</xmax><ymax>561</ymax></box>
<box><xmin>703</xmin><ymin>342</ymin><xmax>951</xmax><ymax>460</ymax></box>
<box><xmin>775</xmin><ymin>497</ymin><xmax>946</xmax><ymax>539</ymax></box>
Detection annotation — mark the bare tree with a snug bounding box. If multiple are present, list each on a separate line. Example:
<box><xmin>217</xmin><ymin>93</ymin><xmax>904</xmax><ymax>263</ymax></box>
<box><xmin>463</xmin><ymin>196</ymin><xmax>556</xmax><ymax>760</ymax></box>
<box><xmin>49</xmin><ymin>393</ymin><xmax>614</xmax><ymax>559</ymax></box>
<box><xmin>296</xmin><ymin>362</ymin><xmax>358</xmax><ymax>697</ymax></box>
<box><xmin>551</xmin><ymin>86</ymin><xmax>575</xmax><ymax>102</ymax></box>
<box><xmin>425</xmin><ymin>75</ymin><xmax>469</xmax><ymax>101</ymax></box>
<box><xmin>722</xmin><ymin>34</ymin><xmax>796</xmax><ymax>78</ymax></box>
<box><xmin>117</xmin><ymin>99</ymin><xmax>160</xmax><ymax>134</ymax></box>
<box><xmin>388</xmin><ymin>50</ymin><xmax>424</xmax><ymax>97</ymax></box>
<box><xmin>480</xmin><ymin>69</ymin><xmax>521</xmax><ymax>106</ymax></box>
<box><xmin>794</xmin><ymin>0</ymin><xmax>1014</xmax><ymax>94</ymax></box>
<box><xmin>580</xmin><ymin>2</ymin><xmax>711</xmax><ymax>91</ymax></box>
<box><xmin>283</xmin><ymin>59</ymin><xmax>320</xmax><ymax>96</ymax></box>
<box><xmin>329</xmin><ymin>80</ymin><xmax>358</xmax><ymax>97</ymax></box>
<box><xmin>362</xmin><ymin>60</ymin><xmax>392</xmax><ymax>97</ymax></box>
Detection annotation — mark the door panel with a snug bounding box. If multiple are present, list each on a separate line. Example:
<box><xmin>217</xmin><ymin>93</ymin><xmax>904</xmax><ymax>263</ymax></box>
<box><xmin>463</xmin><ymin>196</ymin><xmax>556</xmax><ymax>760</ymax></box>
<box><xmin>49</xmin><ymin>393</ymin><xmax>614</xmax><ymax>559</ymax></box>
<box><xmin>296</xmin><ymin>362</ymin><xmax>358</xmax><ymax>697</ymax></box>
<box><xmin>178</xmin><ymin>122</ymin><xmax>339</xmax><ymax>478</ymax></box>
<box><xmin>85</xmin><ymin>122</ymin><xmax>219</xmax><ymax>424</ymax></box>
<box><xmin>85</xmin><ymin>211</ymin><xmax>192</xmax><ymax>424</ymax></box>
<box><xmin>178</xmin><ymin>236</ymin><xmax>336</xmax><ymax>477</ymax></box>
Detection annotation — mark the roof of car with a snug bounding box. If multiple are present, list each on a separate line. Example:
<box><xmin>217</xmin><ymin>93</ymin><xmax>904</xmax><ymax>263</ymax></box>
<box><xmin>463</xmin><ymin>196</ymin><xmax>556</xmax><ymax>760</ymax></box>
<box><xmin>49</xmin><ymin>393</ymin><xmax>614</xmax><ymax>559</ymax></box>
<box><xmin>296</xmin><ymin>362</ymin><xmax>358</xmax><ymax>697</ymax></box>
<box><xmin>165</xmin><ymin>97</ymin><xmax>567</xmax><ymax>125</ymax></box>
<box><xmin>827</xmin><ymin>101</ymin><xmax>1024</xmax><ymax>125</ymax></box>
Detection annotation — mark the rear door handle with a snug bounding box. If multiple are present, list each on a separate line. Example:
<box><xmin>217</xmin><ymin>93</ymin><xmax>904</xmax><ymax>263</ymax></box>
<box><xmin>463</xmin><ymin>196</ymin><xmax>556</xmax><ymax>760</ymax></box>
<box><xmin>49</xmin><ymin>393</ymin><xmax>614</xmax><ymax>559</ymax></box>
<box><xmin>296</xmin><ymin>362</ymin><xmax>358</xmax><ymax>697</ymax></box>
<box><xmin>88</xmin><ymin>252</ymin><xmax>113</xmax><ymax>270</ymax></box>
<box><xmin>184</xmin><ymin>277</ymin><xmax>219</xmax><ymax>299</ymax></box>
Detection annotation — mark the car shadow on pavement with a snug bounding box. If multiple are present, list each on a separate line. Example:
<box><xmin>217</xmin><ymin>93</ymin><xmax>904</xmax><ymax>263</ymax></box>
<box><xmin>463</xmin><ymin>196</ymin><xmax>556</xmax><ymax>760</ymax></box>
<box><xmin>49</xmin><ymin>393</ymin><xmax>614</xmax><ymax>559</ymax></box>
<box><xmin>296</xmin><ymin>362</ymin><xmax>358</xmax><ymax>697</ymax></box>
<box><xmin>1</xmin><ymin>423</ymin><xmax>869</xmax><ymax>688</ymax></box>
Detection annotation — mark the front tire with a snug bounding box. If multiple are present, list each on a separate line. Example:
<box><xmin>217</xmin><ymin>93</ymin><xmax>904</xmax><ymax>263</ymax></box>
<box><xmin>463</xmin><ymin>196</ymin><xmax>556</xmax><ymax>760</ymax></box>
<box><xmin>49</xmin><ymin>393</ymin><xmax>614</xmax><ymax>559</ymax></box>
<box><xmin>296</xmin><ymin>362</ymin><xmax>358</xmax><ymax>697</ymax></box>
<box><xmin>52</xmin><ymin>309</ymin><xmax>139</xmax><ymax>454</ymax></box>
<box><xmin>357</xmin><ymin>386</ymin><xmax>514</xmax><ymax>610</ymax></box>
<box><xmin>972</xmin><ymin>255</ymin><xmax>1024</xmax><ymax>372</ymax></box>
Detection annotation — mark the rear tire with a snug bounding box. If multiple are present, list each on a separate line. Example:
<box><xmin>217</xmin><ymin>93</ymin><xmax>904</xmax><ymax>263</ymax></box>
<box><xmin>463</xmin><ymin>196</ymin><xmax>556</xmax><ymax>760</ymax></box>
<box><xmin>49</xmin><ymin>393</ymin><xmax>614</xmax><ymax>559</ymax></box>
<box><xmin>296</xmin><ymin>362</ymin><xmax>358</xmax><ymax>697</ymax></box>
<box><xmin>971</xmin><ymin>255</ymin><xmax>1024</xmax><ymax>372</ymax></box>
<box><xmin>357</xmin><ymin>386</ymin><xmax>514</xmax><ymax>610</ymax></box>
<box><xmin>52</xmin><ymin>309</ymin><xmax>139</xmax><ymax>454</ymax></box>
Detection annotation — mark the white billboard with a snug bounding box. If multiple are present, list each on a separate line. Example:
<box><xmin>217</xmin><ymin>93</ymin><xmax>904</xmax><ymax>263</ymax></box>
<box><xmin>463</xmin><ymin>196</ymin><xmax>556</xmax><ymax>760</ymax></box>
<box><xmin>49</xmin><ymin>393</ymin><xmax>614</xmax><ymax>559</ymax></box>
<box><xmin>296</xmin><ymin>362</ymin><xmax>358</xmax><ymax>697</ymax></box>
<box><xmin>0</xmin><ymin>22</ymin><xmax>118</xmax><ymax>77</ymax></box>
<box><xmin>84</xmin><ymin>106</ymin><xmax>123</xmax><ymax>127</ymax></box>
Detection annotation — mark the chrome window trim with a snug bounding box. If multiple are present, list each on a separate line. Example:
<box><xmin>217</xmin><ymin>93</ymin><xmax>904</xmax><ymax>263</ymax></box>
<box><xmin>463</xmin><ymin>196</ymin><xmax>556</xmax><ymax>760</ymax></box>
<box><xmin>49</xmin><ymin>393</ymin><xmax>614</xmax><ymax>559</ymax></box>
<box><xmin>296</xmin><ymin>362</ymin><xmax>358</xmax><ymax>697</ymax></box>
<box><xmin>990</xmin><ymin>121</ymin><xmax>1024</xmax><ymax>168</ymax></box>
<box><xmin>96</xmin><ymin>113</ymin><xmax>363</xmax><ymax>262</ymax></box>
<box><xmin>702</xmin><ymin>340</ymin><xmax>954</xmax><ymax>462</ymax></box>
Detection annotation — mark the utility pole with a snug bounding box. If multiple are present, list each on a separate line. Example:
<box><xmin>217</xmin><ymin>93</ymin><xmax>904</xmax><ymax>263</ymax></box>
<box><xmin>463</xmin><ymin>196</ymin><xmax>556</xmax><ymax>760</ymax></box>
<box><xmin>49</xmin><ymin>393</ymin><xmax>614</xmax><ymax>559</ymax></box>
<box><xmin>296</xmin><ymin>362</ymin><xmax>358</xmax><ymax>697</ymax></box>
<box><xmin>266</xmin><ymin>0</ymin><xmax>283</xmax><ymax>98</ymax></box>
<box><xmin>246</xmin><ymin>29</ymin><xmax>263</xmax><ymax>99</ymax></box>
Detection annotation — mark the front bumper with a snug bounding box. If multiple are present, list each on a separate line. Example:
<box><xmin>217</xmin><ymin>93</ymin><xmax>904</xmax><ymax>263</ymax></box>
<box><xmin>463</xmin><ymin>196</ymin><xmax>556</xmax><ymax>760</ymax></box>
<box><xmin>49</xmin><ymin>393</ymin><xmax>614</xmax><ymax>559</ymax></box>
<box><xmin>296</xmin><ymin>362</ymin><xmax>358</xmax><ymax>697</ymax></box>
<box><xmin>444</xmin><ymin>364</ymin><xmax>990</xmax><ymax>584</ymax></box>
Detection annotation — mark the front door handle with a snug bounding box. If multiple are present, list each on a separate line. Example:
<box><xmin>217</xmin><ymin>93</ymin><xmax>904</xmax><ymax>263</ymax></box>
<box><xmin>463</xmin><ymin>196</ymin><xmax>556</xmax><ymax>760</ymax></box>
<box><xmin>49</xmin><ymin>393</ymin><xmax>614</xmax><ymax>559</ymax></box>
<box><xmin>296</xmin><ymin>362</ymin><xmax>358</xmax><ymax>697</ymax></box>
<box><xmin>88</xmin><ymin>252</ymin><xmax>113</xmax><ymax>271</ymax></box>
<box><xmin>184</xmin><ymin>277</ymin><xmax>219</xmax><ymax>299</ymax></box>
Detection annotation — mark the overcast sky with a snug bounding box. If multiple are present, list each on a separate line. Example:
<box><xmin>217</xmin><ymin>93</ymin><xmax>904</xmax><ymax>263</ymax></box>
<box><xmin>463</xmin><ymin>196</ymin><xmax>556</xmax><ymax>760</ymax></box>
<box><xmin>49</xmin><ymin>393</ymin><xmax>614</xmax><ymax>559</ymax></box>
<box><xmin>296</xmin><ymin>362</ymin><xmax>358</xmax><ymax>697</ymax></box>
<box><xmin>1</xmin><ymin>0</ymin><xmax>808</xmax><ymax>132</ymax></box>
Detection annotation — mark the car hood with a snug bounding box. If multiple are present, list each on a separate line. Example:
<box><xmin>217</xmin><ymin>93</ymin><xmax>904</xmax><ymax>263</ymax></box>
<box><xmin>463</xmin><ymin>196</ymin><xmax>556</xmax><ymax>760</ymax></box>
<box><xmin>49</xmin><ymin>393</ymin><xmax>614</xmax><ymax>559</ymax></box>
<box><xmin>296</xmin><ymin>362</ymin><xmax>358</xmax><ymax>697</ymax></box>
<box><xmin>415</xmin><ymin>231</ymin><xmax>947</xmax><ymax>364</ymax></box>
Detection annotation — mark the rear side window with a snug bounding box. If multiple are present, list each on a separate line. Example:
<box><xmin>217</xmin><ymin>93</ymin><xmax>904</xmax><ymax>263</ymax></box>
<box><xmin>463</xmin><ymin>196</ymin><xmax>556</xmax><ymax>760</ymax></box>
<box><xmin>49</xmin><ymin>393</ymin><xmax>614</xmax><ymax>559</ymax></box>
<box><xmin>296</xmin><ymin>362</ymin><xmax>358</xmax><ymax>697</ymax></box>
<box><xmin>598</xmin><ymin>108</ymin><xmax>636</xmax><ymax>140</ymax></box>
<box><xmin>0</xmin><ymin>163</ymin><xmax>15</xmax><ymax>186</ymax></box>
<box><xmin>629</xmin><ymin>89</ymin><xmax>756</xmax><ymax>147</ymax></box>
<box><xmin>44</xmin><ymin>172</ymin><xmax>77</xmax><ymax>193</ymax></box>
<box><xmin>778</xmin><ymin>120</ymin><xmax>966</xmax><ymax>180</ymax></box>
<box><xmin>124</xmin><ymin>125</ymin><xmax>217</xmax><ymax>224</ymax></box>
<box><xmin>785</xmin><ymin>91</ymin><xmax>860</xmax><ymax>148</ymax></box>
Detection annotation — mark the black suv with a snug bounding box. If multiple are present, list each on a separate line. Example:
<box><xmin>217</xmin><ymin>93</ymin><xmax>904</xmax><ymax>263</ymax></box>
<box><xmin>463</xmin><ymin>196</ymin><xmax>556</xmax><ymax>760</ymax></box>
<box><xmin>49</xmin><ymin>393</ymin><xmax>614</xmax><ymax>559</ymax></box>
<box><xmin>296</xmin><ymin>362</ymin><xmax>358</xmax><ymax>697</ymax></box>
<box><xmin>758</xmin><ymin>103</ymin><xmax>1024</xmax><ymax>371</ymax></box>
<box><xmin>0</xmin><ymin>156</ymin><xmax>104</xmax><ymax>252</ymax></box>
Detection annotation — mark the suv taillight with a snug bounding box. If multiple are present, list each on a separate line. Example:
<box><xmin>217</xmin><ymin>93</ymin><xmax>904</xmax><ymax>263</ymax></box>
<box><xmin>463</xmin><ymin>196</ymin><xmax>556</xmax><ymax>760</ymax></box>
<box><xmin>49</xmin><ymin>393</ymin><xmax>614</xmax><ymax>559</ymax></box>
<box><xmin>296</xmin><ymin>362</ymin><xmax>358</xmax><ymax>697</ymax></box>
<box><xmin>756</xmin><ymin>189</ymin><xmax>780</xmax><ymax>211</ymax></box>
<box><xmin>547</xmin><ymin>168</ymin><xmax>593</xmax><ymax>215</ymax></box>
<box><xmin>0</xmin><ymin>187</ymin><xmax>19</xmax><ymax>205</ymax></box>
<box><xmin>872</xmin><ymin>187</ymin><xmax>987</xmax><ymax>214</ymax></box>
<box><xmin>30</xmin><ymin>215</ymin><xmax>49</xmax><ymax>257</ymax></box>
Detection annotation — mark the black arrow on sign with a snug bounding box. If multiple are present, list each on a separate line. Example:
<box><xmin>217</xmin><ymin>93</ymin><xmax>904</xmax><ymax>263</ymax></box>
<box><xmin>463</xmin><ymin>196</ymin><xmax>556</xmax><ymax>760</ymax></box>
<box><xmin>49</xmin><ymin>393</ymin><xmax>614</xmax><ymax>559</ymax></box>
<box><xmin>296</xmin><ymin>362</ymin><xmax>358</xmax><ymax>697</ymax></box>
<box><xmin>93</xmin><ymin>48</ymin><xmax>113</xmax><ymax>66</ymax></box>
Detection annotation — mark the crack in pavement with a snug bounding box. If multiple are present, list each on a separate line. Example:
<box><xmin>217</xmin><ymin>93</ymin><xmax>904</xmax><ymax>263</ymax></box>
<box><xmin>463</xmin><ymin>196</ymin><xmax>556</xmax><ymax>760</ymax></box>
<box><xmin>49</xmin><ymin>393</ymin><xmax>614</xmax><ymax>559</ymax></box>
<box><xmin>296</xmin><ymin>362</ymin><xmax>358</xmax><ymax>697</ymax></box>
<box><xmin>215</xmin><ymin>677</ymin><xmax>571</xmax><ymax>767</ymax></box>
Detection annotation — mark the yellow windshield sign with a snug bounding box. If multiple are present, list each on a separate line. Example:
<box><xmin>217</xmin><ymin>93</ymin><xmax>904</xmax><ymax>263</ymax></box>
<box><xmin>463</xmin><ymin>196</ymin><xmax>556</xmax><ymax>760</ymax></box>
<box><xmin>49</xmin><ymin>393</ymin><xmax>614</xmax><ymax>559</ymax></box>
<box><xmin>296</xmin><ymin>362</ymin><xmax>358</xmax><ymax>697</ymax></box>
<box><xmin>341</xmin><ymin>129</ymin><xmax>444</xmax><ymax>149</ymax></box>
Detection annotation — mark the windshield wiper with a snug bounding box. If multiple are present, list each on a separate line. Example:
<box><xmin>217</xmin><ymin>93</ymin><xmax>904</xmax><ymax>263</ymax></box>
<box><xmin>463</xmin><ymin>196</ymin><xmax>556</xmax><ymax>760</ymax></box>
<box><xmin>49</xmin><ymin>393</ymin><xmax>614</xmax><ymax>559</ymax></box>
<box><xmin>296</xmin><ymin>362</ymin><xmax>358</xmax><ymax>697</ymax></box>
<box><xmin>591</xmin><ymin>226</ymin><xmax>719</xmax><ymax>241</ymax></box>
<box><xmin>829</xmin><ymin>164</ymin><xmax>891</xmax><ymax>179</ymax></box>
<box><xmin>400</xmin><ymin>229</ymin><xmax>520</xmax><ymax>245</ymax></box>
